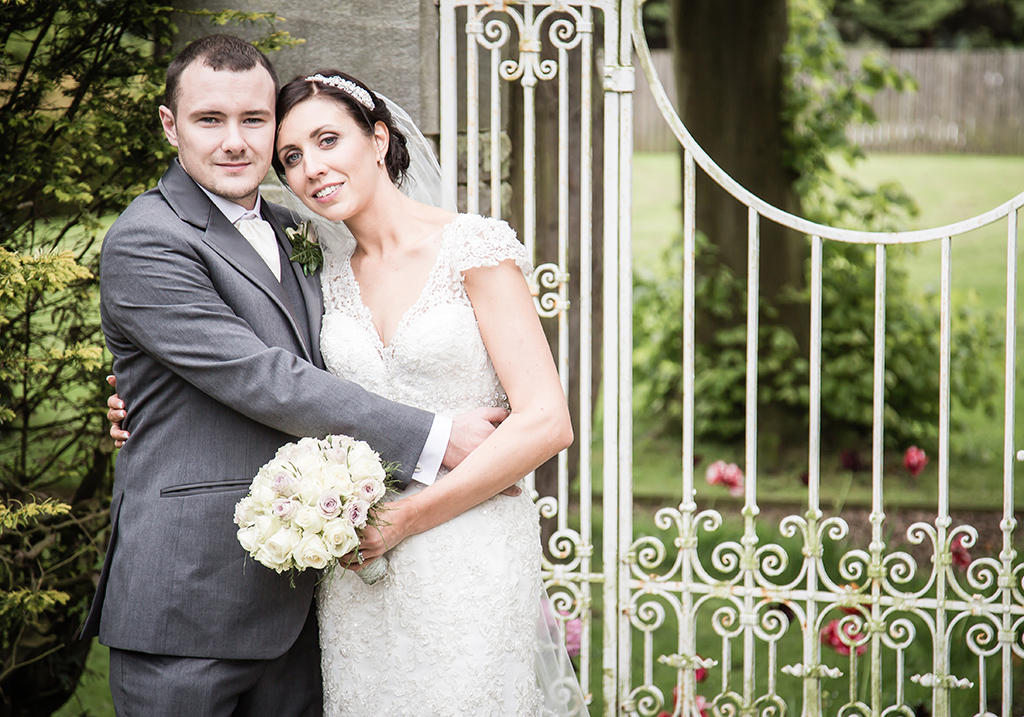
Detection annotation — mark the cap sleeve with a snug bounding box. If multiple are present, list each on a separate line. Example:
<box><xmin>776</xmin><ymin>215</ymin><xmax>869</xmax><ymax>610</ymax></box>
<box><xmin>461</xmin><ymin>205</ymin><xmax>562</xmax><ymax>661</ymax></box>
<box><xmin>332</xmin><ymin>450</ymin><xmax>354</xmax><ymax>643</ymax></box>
<box><xmin>452</xmin><ymin>214</ymin><xmax>533</xmax><ymax>279</ymax></box>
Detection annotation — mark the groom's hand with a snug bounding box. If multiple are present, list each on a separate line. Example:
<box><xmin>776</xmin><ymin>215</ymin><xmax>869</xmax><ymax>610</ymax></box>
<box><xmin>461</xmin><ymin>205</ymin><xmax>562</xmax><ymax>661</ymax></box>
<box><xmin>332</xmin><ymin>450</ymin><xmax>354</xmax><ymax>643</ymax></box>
<box><xmin>444</xmin><ymin>407</ymin><xmax>520</xmax><ymax>497</ymax></box>
<box><xmin>443</xmin><ymin>406</ymin><xmax>508</xmax><ymax>468</ymax></box>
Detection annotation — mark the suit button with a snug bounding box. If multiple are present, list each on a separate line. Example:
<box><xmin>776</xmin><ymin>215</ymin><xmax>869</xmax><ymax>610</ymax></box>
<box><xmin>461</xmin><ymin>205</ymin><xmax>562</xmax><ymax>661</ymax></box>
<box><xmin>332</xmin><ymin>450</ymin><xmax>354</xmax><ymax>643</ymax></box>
<box><xmin>414</xmin><ymin>464</ymin><xmax>422</xmax><ymax>473</ymax></box>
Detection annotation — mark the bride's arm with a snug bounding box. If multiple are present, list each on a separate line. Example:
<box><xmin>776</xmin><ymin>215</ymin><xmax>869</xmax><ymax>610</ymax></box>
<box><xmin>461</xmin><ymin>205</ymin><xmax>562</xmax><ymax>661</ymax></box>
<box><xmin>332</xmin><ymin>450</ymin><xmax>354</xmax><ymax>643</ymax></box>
<box><xmin>355</xmin><ymin>258</ymin><xmax>572</xmax><ymax>562</ymax></box>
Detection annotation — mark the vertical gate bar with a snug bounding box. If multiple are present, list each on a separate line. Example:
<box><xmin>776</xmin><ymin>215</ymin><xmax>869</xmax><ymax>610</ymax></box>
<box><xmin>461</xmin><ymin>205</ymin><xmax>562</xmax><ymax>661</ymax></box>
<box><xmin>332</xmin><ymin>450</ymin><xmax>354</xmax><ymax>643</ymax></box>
<box><xmin>602</xmin><ymin>1</ymin><xmax>622</xmax><ymax>711</ymax></box>
<box><xmin>490</xmin><ymin>42</ymin><xmax>502</xmax><ymax>219</ymax></box>
<box><xmin>742</xmin><ymin>207</ymin><xmax>761</xmax><ymax>710</ymax></box>
<box><xmin>522</xmin><ymin>2</ymin><xmax>537</xmax><ymax>259</ymax></box>
<box><xmin>439</xmin><ymin>0</ymin><xmax>458</xmax><ymax>199</ymax></box>
<box><xmin>935</xmin><ymin>234</ymin><xmax>953</xmax><ymax>717</ymax></box>
<box><xmin>557</xmin><ymin>43</ymin><xmax>571</xmax><ymax>532</ymax></box>
<box><xmin>617</xmin><ymin>5</ymin><xmax>635</xmax><ymax>707</ymax></box>
<box><xmin>681</xmin><ymin>149</ymin><xmax>698</xmax><ymax>717</ymax></box>
<box><xmin>805</xmin><ymin>234</ymin><xmax>824</xmax><ymax>712</ymax></box>
<box><xmin>1001</xmin><ymin>209</ymin><xmax>1018</xmax><ymax>717</ymax></box>
<box><xmin>578</xmin><ymin>5</ymin><xmax>594</xmax><ymax>703</ymax></box>
<box><xmin>610</xmin><ymin>0</ymin><xmax>634</xmax><ymax>708</ymax></box>
<box><xmin>870</xmin><ymin>242</ymin><xmax>888</xmax><ymax>715</ymax></box>
<box><xmin>465</xmin><ymin>3</ymin><xmax>480</xmax><ymax>216</ymax></box>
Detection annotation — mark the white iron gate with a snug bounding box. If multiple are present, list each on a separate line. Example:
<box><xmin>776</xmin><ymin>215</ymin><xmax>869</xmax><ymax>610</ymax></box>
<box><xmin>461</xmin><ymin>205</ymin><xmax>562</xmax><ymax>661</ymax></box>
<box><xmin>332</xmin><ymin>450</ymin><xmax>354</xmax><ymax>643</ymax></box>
<box><xmin>437</xmin><ymin>2</ymin><xmax>1024</xmax><ymax>715</ymax></box>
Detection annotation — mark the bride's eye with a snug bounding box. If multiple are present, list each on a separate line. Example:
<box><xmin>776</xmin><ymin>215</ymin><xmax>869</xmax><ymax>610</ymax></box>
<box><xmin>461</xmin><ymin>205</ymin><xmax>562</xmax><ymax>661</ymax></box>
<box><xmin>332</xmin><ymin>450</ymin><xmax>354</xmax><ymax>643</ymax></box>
<box><xmin>320</xmin><ymin>135</ymin><xmax>338</xmax><ymax>149</ymax></box>
<box><xmin>282</xmin><ymin>150</ymin><xmax>301</xmax><ymax>166</ymax></box>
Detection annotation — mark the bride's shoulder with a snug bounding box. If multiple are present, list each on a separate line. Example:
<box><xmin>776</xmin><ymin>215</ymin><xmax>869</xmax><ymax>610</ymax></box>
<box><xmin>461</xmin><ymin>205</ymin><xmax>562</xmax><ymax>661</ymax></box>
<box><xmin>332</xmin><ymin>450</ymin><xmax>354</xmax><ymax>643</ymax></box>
<box><xmin>446</xmin><ymin>214</ymin><xmax>530</xmax><ymax>277</ymax></box>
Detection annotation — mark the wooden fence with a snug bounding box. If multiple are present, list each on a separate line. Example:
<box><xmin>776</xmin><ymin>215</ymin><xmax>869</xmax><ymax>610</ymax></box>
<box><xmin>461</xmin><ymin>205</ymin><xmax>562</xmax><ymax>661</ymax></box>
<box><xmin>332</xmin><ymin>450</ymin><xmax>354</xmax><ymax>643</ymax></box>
<box><xmin>634</xmin><ymin>48</ymin><xmax>1024</xmax><ymax>155</ymax></box>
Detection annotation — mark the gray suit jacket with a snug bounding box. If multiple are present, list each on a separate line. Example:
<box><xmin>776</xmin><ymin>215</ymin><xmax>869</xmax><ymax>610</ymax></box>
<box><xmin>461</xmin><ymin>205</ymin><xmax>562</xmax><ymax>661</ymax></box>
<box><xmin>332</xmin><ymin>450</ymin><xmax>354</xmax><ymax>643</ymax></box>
<box><xmin>82</xmin><ymin>161</ymin><xmax>433</xmax><ymax>660</ymax></box>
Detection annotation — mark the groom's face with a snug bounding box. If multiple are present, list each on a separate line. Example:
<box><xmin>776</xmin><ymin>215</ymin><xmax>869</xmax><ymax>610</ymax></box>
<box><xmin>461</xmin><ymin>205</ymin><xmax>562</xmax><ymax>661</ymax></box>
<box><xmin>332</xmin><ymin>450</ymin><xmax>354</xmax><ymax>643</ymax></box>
<box><xmin>159</xmin><ymin>62</ymin><xmax>276</xmax><ymax>211</ymax></box>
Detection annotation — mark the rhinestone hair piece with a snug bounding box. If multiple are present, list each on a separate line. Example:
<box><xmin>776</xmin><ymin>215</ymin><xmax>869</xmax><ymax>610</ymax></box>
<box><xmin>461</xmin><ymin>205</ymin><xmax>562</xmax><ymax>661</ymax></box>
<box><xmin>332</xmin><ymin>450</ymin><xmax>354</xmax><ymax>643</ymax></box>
<box><xmin>305</xmin><ymin>74</ymin><xmax>375</xmax><ymax>110</ymax></box>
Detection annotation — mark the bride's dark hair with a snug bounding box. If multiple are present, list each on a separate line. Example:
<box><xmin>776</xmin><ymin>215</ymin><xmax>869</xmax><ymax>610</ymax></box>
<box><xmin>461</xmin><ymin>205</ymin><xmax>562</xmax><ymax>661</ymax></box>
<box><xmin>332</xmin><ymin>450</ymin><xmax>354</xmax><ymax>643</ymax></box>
<box><xmin>274</xmin><ymin>71</ymin><xmax>411</xmax><ymax>186</ymax></box>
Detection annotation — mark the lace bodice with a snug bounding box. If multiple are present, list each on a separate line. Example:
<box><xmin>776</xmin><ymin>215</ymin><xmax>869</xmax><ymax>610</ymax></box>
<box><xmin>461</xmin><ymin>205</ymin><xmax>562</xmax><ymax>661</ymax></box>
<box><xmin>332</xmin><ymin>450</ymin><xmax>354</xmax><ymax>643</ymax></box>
<box><xmin>318</xmin><ymin>213</ymin><xmax>532</xmax><ymax>417</ymax></box>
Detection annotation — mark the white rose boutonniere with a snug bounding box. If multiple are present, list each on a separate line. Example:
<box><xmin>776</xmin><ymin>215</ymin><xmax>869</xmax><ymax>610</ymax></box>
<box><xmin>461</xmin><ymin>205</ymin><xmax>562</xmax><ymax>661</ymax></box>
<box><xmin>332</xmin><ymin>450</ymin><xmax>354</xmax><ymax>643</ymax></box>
<box><xmin>285</xmin><ymin>220</ymin><xmax>323</xmax><ymax>276</ymax></box>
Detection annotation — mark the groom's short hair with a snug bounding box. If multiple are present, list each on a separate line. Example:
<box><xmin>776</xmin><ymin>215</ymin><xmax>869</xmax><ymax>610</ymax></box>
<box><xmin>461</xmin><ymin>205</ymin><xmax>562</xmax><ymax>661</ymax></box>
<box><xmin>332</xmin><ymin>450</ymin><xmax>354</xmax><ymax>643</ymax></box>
<box><xmin>164</xmin><ymin>34</ymin><xmax>279</xmax><ymax>115</ymax></box>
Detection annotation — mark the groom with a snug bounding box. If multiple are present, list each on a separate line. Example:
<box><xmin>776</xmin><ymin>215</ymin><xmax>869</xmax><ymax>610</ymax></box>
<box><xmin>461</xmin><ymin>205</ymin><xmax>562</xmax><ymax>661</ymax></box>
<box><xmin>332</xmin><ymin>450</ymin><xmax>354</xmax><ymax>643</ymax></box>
<box><xmin>83</xmin><ymin>34</ymin><xmax>502</xmax><ymax>716</ymax></box>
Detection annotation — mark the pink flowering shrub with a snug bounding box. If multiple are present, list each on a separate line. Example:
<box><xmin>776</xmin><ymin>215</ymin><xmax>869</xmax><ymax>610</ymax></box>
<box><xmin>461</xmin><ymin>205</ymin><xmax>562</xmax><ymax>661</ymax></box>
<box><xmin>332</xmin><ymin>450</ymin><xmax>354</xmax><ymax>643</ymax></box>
<box><xmin>820</xmin><ymin>618</ymin><xmax>866</xmax><ymax>656</ymax></box>
<box><xmin>705</xmin><ymin>460</ymin><xmax>744</xmax><ymax>497</ymax></box>
<box><xmin>564</xmin><ymin>618</ymin><xmax>581</xmax><ymax>658</ymax></box>
<box><xmin>658</xmin><ymin>688</ymin><xmax>709</xmax><ymax>717</ymax></box>
<box><xmin>950</xmin><ymin>534</ymin><xmax>972</xmax><ymax>571</ymax></box>
<box><xmin>902</xmin><ymin>446</ymin><xmax>928</xmax><ymax>478</ymax></box>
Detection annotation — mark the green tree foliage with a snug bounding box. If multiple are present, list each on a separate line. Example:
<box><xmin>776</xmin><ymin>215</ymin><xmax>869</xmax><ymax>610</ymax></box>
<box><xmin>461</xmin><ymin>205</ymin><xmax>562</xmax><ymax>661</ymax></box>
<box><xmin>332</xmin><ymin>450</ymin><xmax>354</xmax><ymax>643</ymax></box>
<box><xmin>833</xmin><ymin>0</ymin><xmax>1024</xmax><ymax>47</ymax></box>
<box><xmin>0</xmin><ymin>3</ymin><xmax>175</xmax><ymax>711</ymax></box>
<box><xmin>0</xmin><ymin>4</ymin><xmax>298</xmax><ymax>713</ymax></box>
<box><xmin>633</xmin><ymin>0</ymin><xmax>1003</xmax><ymax>451</ymax></box>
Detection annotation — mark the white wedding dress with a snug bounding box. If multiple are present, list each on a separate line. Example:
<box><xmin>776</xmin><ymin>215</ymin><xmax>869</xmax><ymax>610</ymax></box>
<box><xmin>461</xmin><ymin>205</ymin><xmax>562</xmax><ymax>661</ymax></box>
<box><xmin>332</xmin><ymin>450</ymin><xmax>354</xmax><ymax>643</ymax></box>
<box><xmin>315</xmin><ymin>214</ymin><xmax>584</xmax><ymax>716</ymax></box>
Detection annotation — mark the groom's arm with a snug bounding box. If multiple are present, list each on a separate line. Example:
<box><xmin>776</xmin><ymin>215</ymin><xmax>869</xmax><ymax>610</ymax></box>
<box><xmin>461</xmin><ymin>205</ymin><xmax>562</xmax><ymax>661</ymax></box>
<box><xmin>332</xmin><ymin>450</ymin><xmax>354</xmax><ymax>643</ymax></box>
<box><xmin>100</xmin><ymin>202</ymin><xmax>433</xmax><ymax>482</ymax></box>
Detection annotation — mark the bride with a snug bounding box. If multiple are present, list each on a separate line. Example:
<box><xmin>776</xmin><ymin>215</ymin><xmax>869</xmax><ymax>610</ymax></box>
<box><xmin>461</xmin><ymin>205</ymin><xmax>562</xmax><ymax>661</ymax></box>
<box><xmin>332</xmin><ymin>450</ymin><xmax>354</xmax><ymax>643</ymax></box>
<box><xmin>273</xmin><ymin>72</ymin><xmax>582</xmax><ymax>715</ymax></box>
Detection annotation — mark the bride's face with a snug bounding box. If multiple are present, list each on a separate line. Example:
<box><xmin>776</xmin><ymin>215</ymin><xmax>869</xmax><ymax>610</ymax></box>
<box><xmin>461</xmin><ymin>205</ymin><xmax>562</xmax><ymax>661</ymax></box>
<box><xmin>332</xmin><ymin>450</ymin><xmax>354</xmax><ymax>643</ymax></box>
<box><xmin>276</xmin><ymin>96</ymin><xmax>389</xmax><ymax>222</ymax></box>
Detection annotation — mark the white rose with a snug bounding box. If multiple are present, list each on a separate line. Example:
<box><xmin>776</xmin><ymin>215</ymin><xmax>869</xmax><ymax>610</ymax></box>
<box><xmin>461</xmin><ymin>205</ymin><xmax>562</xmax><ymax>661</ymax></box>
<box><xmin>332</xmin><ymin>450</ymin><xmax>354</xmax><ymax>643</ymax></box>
<box><xmin>254</xmin><ymin>546</ymin><xmax>289</xmax><ymax>573</ymax></box>
<box><xmin>294</xmin><ymin>506</ymin><xmax>324</xmax><ymax>534</ymax></box>
<box><xmin>327</xmin><ymin>434</ymin><xmax>357</xmax><ymax>451</ymax></box>
<box><xmin>322</xmin><ymin>520</ymin><xmax>359</xmax><ymax>557</ymax></box>
<box><xmin>261</xmin><ymin>526</ymin><xmax>303</xmax><ymax>568</ymax></box>
<box><xmin>249</xmin><ymin>479</ymin><xmax>276</xmax><ymax>506</ymax></box>
<box><xmin>348</xmin><ymin>446</ymin><xmax>385</xmax><ymax>481</ymax></box>
<box><xmin>254</xmin><ymin>514</ymin><xmax>280</xmax><ymax>542</ymax></box>
<box><xmin>236</xmin><ymin>526</ymin><xmax>259</xmax><ymax>554</ymax></box>
<box><xmin>234</xmin><ymin>498</ymin><xmax>257</xmax><ymax>527</ymax></box>
<box><xmin>254</xmin><ymin>456</ymin><xmax>279</xmax><ymax>476</ymax></box>
<box><xmin>294</xmin><ymin>534</ymin><xmax>332</xmax><ymax>570</ymax></box>
<box><xmin>323</xmin><ymin>463</ymin><xmax>354</xmax><ymax>494</ymax></box>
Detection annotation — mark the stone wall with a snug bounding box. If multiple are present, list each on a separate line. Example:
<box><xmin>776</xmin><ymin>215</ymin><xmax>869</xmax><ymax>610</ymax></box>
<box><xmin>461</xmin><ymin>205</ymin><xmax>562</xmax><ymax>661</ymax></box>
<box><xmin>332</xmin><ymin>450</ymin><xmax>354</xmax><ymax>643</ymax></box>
<box><xmin>173</xmin><ymin>0</ymin><xmax>440</xmax><ymax>133</ymax></box>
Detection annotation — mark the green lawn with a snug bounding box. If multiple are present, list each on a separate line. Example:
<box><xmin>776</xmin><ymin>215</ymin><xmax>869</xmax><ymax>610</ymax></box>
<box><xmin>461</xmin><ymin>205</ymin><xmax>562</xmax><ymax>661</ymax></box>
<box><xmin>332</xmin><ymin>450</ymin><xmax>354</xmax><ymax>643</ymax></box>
<box><xmin>629</xmin><ymin>151</ymin><xmax>1024</xmax><ymax>509</ymax></box>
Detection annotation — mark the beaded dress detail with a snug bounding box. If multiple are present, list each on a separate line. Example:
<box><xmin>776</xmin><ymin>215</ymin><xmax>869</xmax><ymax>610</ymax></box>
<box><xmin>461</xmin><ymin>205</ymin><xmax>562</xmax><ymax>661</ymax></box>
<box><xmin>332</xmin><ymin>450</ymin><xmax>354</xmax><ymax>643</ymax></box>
<box><xmin>316</xmin><ymin>214</ymin><xmax>579</xmax><ymax>716</ymax></box>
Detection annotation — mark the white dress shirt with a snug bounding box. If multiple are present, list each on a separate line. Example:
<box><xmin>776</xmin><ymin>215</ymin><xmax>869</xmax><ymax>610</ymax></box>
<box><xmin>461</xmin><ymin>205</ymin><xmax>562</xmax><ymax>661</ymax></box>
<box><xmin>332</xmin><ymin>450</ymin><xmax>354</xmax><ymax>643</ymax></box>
<box><xmin>199</xmin><ymin>186</ymin><xmax>451</xmax><ymax>485</ymax></box>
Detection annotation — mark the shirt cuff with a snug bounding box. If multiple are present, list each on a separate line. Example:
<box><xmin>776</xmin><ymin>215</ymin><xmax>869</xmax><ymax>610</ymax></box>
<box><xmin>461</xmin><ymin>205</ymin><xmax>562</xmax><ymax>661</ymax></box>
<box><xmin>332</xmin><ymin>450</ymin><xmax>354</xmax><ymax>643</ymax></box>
<box><xmin>412</xmin><ymin>415</ymin><xmax>452</xmax><ymax>486</ymax></box>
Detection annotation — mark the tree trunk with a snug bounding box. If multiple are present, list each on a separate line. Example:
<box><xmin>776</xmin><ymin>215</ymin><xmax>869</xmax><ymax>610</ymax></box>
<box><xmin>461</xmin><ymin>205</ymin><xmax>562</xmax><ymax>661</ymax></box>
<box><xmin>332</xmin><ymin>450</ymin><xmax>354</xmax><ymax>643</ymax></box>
<box><xmin>669</xmin><ymin>0</ymin><xmax>808</xmax><ymax>452</ymax></box>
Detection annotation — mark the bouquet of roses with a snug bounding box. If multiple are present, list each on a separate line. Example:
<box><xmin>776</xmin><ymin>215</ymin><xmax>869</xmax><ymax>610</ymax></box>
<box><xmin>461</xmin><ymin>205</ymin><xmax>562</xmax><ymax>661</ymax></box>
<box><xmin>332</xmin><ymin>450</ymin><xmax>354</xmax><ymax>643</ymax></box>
<box><xmin>234</xmin><ymin>434</ymin><xmax>391</xmax><ymax>584</ymax></box>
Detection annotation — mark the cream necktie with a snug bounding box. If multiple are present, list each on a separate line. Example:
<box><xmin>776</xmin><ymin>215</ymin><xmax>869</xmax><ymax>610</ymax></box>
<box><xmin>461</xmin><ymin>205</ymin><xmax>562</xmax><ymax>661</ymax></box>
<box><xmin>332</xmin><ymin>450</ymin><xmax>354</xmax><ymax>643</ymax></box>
<box><xmin>235</xmin><ymin>216</ymin><xmax>282</xmax><ymax>281</ymax></box>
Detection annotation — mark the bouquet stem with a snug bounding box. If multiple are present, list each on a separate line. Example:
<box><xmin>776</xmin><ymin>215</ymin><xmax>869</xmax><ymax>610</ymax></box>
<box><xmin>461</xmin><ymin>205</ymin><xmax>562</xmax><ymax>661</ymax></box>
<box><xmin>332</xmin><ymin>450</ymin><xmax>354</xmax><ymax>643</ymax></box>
<box><xmin>359</xmin><ymin>556</ymin><xmax>388</xmax><ymax>585</ymax></box>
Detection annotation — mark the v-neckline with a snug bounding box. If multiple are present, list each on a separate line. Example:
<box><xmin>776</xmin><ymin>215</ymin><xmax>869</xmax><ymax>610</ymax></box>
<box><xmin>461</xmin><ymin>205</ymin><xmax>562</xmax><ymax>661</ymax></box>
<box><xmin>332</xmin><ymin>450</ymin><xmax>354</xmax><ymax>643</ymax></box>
<box><xmin>344</xmin><ymin>218</ymin><xmax>456</xmax><ymax>353</ymax></box>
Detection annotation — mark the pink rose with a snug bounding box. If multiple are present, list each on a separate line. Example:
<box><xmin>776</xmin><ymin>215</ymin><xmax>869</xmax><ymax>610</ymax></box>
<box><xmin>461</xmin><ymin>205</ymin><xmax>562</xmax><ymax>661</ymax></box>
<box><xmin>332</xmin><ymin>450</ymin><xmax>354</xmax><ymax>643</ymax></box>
<box><xmin>344</xmin><ymin>499</ymin><xmax>370</xmax><ymax>528</ymax></box>
<box><xmin>357</xmin><ymin>478</ymin><xmax>385</xmax><ymax>504</ymax></box>
<box><xmin>820</xmin><ymin>618</ymin><xmax>866</xmax><ymax>656</ymax></box>
<box><xmin>694</xmin><ymin>657</ymin><xmax>707</xmax><ymax>683</ymax></box>
<box><xmin>270</xmin><ymin>471</ymin><xmax>300</xmax><ymax>496</ymax></box>
<box><xmin>951</xmin><ymin>534</ymin><xmax>972</xmax><ymax>571</ymax></box>
<box><xmin>564</xmin><ymin>618</ymin><xmax>581</xmax><ymax>658</ymax></box>
<box><xmin>271</xmin><ymin>498</ymin><xmax>297</xmax><ymax>520</ymax></box>
<box><xmin>317</xmin><ymin>490</ymin><xmax>342</xmax><ymax>519</ymax></box>
<box><xmin>903</xmin><ymin>446</ymin><xmax>928</xmax><ymax>478</ymax></box>
<box><xmin>706</xmin><ymin>460</ymin><xmax>744</xmax><ymax>497</ymax></box>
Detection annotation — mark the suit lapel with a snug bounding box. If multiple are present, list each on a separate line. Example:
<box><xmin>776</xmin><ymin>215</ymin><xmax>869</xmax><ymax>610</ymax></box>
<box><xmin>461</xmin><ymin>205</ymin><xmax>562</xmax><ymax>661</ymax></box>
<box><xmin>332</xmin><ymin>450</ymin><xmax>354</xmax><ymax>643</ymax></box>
<box><xmin>157</xmin><ymin>162</ymin><xmax>315</xmax><ymax>364</ymax></box>
<box><xmin>265</xmin><ymin>207</ymin><xmax>325</xmax><ymax>369</ymax></box>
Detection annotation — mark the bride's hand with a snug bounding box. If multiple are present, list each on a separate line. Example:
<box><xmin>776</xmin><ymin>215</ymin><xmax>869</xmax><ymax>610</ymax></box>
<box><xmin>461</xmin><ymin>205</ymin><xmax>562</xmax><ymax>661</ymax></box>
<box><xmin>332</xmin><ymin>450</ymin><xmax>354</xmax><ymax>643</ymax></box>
<box><xmin>343</xmin><ymin>498</ymin><xmax>419</xmax><ymax>571</ymax></box>
<box><xmin>105</xmin><ymin>375</ymin><xmax>131</xmax><ymax>447</ymax></box>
